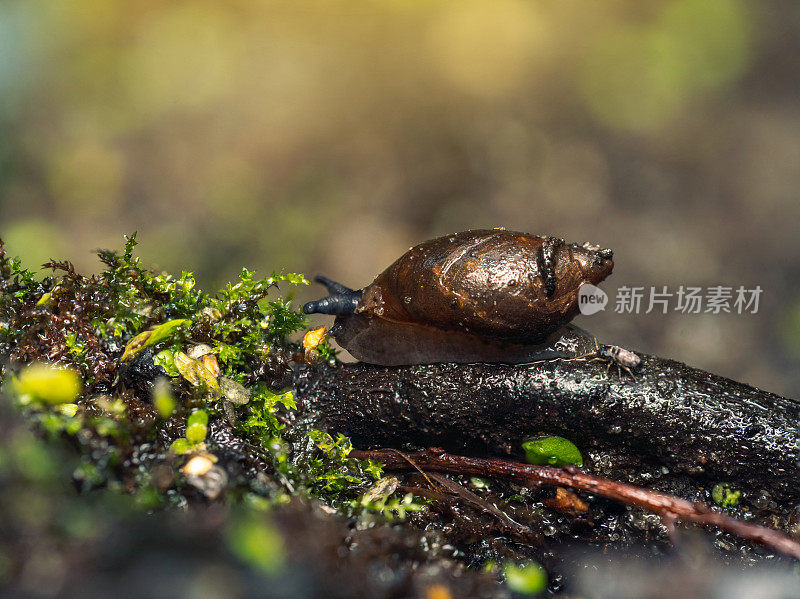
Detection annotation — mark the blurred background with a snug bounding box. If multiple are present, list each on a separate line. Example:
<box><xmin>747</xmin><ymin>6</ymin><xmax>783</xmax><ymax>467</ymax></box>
<box><xmin>1</xmin><ymin>0</ymin><xmax>798</xmax><ymax>396</ymax></box>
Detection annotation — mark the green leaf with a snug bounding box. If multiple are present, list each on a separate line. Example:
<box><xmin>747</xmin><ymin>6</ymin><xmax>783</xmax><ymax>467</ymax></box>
<box><xmin>169</xmin><ymin>438</ymin><xmax>192</xmax><ymax>455</ymax></box>
<box><xmin>152</xmin><ymin>379</ymin><xmax>176</xmax><ymax>418</ymax></box>
<box><xmin>153</xmin><ymin>349</ymin><xmax>179</xmax><ymax>377</ymax></box>
<box><xmin>504</xmin><ymin>562</ymin><xmax>547</xmax><ymax>595</ymax></box>
<box><xmin>522</xmin><ymin>436</ymin><xmax>583</xmax><ymax>467</ymax></box>
<box><xmin>121</xmin><ymin>319</ymin><xmax>191</xmax><ymax>362</ymax></box>
<box><xmin>12</xmin><ymin>363</ymin><xmax>82</xmax><ymax>405</ymax></box>
<box><xmin>187</xmin><ymin>409</ymin><xmax>208</xmax><ymax>427</ymax></box>
<box><xmin>185</xmin><ymin>423</ymin><xmax>207</xmax><ymax>444</ymax></box>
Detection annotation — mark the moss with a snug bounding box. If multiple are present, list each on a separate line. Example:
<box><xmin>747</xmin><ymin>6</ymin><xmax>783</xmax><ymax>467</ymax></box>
<box><xmin>711</xmin><ymin>482</ymin><xmax>741</xmax><ymax>507</ymax></box>
<box><xmin>0</xmin><ymin>233</ymin><xmax>412</xmax><ymax>519</ymax></box>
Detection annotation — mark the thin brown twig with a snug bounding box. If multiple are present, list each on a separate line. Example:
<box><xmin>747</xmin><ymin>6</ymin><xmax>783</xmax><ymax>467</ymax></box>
<box><xmin>385</xmin><ymin>447</ymin><xmax>437</xmax><ymax>490</ymax></box>
<box><xmin>351</xmin><ymin>447</ymin><xmax>800</xmax><ymax>561</ymax></box>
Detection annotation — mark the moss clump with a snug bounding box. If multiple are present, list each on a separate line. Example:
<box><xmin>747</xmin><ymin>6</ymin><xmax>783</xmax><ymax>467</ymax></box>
<box><xmin>711</xmin><ymin>482</ymin><xmax>741</xmax><ymax>507</ymax></box>
<box><xmin>0</xmin><ymin>233</ymin><xmax>412</xmax><ymax>520</ymax></box>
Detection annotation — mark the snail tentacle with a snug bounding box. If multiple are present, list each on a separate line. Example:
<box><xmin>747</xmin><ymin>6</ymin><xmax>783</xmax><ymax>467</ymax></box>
<box><xmin>303</xmin><ymin>290</ymin><xmax>362</xmax><ymax>316</ymax></box>
<box><xmin>314</xmin><ymin>275</ymin><xmax>354</xmax><ymax>295</ymax></box>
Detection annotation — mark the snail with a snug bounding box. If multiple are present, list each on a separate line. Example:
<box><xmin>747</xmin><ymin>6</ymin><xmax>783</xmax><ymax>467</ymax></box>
<box><xmin>303</xmin><ymin>229</ymin><xmax>613</xmax><ymax>365</ymax></box>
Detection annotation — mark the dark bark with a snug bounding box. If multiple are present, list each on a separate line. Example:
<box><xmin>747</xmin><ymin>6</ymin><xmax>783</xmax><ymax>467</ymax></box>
<box><xmin>291</xmin><ymin>353</ymin><xmax>800</xmax><ymax>504</ymax></box>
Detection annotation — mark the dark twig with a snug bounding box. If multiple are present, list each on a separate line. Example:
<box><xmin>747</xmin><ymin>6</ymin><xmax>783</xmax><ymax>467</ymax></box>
<box><xmin>351</xmin><ymin>447</ymin><xmax>800</xmax><ymax>561</ymax></box>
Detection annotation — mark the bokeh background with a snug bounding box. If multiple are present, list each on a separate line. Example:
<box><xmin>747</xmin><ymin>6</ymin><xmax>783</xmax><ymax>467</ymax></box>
<box><xmin>1</xmin><ymin>0</ymin><xmax>799</xmax><ymax>396</ymax></box>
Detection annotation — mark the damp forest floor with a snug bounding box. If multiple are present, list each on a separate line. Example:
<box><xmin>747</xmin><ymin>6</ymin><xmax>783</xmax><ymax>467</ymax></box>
<box><xmin>0</xmin><ymin>235</ymin><xmax>799</xmax><ymax>599</ymax></box>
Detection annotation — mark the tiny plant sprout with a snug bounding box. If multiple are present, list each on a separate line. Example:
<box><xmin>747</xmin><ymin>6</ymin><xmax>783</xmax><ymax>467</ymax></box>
<box><xmin>503</xmin><ymin>561</ymin><xmax>547</xmax><ymax>595</ymax></box>
<box><xmin>712</xmin><ymin>482</ymin><xmax>741</xmax><ymax>507</ymax></box>
<box><xmin>522</xmin><ymin>436</ymin><xmax>583</xmax><ymax>467</ymax></box>
<box><xmin>13</xmin><ymin>363</ymin><xmax>82</xmax><ymax>405</ymax></box>
<box><xmin>152</xmin><ymin>378</ymin><xmax>176</xmax><ymax>418</ymax></box>
<box><xmin>185</xmin><ymin>410</ymin><xmax>208</xmax><ymax>444</ymax></box>
<box><xmin>153</xmin><ymin>349</ymin><xmax>179</xmax><ymax>377</ymax></box>
<box><xmin>169</xmin><ymin>438</ymin><xmax>192</xmax><ymax>455</ymax></box>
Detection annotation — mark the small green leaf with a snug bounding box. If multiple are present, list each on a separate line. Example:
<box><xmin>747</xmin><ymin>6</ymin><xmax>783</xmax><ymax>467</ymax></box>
<box><xmin>187</xmin><ymin>409</ymin><xmax>208</xmax><ymax>427</ymax></box>
<box><xmin>36</xmin><ymin>291</ymin><xmax>52</xmax><ymax>306</ymax></box>
<box><xmin>169</xmin><ymin>438</ymin><xmax>192</xmax><ymax>455</ymax></box>
<box><xmin>185</xmin><ymin>422</ymin><xmax>207</xmax><ymax>444</ymax></box>
<box><xmin>59</xmin><ymin>403</ymin><xmax>79</xmax><ymax>417</ymax></box>
<box><xmin>522</xmin><ymin>436</ymin><xmax>583</xmax><ymax>467</ymax></box>
<box><xmin>152</xmin><ymin>379</ymin><xmax>176</xmax><ymax>418</ymax></box>
<box><xmin>12</xmin><ymin>363</ymin><xmax>82</xmax><ymax>405</ymax></box>
<box><xmin>153</xmin><ymin>349</ymin><xmax>179</xmax><ymax>377</ymax></box>
<box><xmin>504</xmin><ymin>562</ymin><xmax>547</xmax><ymax>595</ymax></box>
<box><xmin>121</xmin><ymin>319</ymin><xmax>191</xmax><ymax>362</ymax></box>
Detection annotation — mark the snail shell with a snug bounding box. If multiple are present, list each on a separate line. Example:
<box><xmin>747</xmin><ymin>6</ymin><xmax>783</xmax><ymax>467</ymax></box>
<box><xmin>304</xmin><ymin>229</ymin><xmax>613</xmax><ymax>365</ymax></box>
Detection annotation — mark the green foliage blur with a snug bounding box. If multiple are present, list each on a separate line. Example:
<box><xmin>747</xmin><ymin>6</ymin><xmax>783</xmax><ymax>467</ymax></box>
<box><xmin>1</xmin><ymin>0</ymin><xmax>799</xmax><ymax>395</ymax></box>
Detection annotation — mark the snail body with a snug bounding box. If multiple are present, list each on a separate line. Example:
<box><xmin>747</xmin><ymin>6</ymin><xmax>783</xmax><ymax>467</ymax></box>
<box><xmin>304</xmin><ymin>229</ymin><xmax>613</xmax><ymax>365</ymax></box>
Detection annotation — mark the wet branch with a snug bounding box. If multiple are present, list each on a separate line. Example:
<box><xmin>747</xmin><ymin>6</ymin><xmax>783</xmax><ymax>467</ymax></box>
<box><xmin>351</xmin><ymin>447</ymin><xmax>800</xmax><ymax>561</ymax></box>
<box><xmin>292</xmin><ymin>351</ymin><xmax>800</xmax><ymax>503</ymax></box>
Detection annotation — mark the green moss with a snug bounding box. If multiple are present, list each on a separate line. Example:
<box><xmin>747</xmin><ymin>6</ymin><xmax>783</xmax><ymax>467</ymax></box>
<box><xmin>711</xmin><ymin>482</ymin><xmax>741</xmax><ymax>507</ymax></box>
<box><xmin>0</xmin><ymin>234</ymin><xmax>416</xmax><ymax>531</ymax></box>
<box><xmin>522</xmin><ymin>436</ymin><xmax>583</xmax><ymax>467</ymax></box>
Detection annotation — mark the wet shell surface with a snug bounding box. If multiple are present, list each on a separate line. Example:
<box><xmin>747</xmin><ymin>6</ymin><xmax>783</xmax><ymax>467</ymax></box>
<box><xmin>304</xmin><ymin>229</ymin><xmax>614</xmax><ymax>365</ymax></box>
